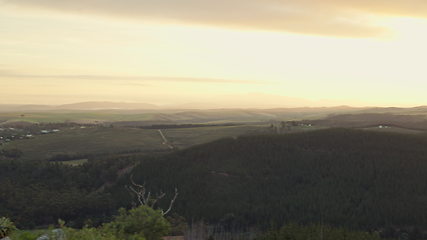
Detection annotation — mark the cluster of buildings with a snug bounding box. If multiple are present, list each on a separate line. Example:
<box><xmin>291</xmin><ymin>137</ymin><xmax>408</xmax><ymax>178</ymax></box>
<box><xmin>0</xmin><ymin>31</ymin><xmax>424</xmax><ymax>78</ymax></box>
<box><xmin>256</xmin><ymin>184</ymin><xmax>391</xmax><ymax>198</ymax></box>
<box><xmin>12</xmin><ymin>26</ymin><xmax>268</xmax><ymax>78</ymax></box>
<box><xmin>0</xmin><ymin>127</ymin><xmax>61</xmax><ymax>145</ymax></box>
<box><xmin>40</xmin><ymin>129</ymin><xmax>61</xmax><ymax>134</ymax></box>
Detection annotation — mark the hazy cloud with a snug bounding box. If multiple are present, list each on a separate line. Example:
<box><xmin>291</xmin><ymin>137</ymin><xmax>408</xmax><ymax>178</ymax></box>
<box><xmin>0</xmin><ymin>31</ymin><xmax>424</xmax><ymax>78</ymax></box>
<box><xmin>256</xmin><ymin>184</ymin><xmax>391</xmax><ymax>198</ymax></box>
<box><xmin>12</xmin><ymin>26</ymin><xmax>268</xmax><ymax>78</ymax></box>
<box><xmin>1</xmin><ymin>0</ymin><xmax>404</xmax><ymax>37</ymax></box>
<box><xmin>309</xmin><ymin>0</ymin><xmax>427</xmax><ymax>17</ymax></box>
<box><xmin>0</xmin><ymin>71</ymin><xmax>263</xmax><ymax>84</ymax></box>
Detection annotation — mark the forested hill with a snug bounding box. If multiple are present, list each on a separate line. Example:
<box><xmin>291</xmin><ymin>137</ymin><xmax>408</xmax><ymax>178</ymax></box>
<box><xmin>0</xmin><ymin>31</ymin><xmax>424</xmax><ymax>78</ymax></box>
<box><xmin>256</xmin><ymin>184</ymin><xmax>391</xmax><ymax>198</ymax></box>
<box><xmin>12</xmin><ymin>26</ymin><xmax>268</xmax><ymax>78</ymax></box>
<box><xmin>3</xmin><ymin>128</ymin><xmax>427</xmax><ymax>233</ymax></box>
<box><xmin>127</xmin><ymin>129</ymin><xmax>427</xmax><ymax>230</ymax></box>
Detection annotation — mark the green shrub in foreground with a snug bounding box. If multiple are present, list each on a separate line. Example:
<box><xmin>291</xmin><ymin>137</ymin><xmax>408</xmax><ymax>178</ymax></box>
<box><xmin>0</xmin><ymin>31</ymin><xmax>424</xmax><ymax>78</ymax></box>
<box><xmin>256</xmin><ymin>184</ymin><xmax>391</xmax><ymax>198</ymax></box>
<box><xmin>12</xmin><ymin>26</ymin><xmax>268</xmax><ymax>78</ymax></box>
<box><xmin>9</xmin><ymin>230</ymin><xmax>44</xmax><ymax>240</ymax></box>
<box><xmin>60</xmin><ymin>205</ymin><xmax>169</xmax><ymax>240</ymax></box>
<box><xmin>0</xmin><ymin>217</ymin><xmax>16</xmax><ymax>238</ymax></box>
<box><xmin>103</xmin><ymin>205</ymin><xmax>170</xmax><ymax>240</ymax></box>
<box><xmin>258</xmin><ymin>224</ymin><xmax>382</xmax><ymax>240</ymax></box>
<box><xmin>5</xmin><ymin>205</ymin><xmax>169</xmax><ymax>240</ymax></box>
<box><xmin>63</xmin><ymin>226</ymin><xmax>120</xmax><ymax>240</ymax></box>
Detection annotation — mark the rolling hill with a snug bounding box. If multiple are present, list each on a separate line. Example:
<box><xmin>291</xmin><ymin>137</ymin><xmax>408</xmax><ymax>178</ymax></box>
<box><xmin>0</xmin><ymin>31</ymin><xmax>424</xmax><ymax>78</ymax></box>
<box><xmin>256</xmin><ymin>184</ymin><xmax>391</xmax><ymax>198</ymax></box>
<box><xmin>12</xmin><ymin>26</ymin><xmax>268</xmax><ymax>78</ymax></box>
<box><xmin>123</xmin><ymin>129</ymin><xmax>427</xmax><ymax>230</ymax></box>
<box><xmin>57</xmin><ymin>101</ymin><xmax>159</xmax><ymax>110</ymax></box>
<box><xmin>3</xmin><ymin>128</ymin><xmax>427</xmax><ymax>235</ymax></box>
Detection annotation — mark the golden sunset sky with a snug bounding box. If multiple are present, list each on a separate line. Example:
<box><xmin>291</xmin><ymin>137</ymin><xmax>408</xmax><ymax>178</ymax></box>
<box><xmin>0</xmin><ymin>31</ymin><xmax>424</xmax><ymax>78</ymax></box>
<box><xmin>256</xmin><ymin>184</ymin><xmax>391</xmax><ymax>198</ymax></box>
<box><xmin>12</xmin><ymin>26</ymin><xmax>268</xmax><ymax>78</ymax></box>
<box><xmin>1</xmin><ymin>0</ymin><xmax>427</xmax><ymax>107</ymax></box>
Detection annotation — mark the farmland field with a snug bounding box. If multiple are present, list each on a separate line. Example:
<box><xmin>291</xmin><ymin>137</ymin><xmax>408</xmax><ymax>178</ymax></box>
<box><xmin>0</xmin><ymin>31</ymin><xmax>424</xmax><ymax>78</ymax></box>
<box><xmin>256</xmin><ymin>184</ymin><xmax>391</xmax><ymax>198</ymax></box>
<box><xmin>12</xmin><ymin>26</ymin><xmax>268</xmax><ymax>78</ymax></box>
<box><xmin>0</xmin><ymin>111</ymin><xmax>162</xmax><ymax>124</ymax></box>
<box><xmin>0</xmin><ymin>124</ymin><xmax>274</xmax><ymax>161</ymax></box>
<box><xmin>3</xmin><ymin>108</ymin><xmax>426</xmax><ymax>163</ymax></box>
<box><xmin>1</xmin><ymin>127</ymin><xmax>168</xmax><ymax>161</ymax></box>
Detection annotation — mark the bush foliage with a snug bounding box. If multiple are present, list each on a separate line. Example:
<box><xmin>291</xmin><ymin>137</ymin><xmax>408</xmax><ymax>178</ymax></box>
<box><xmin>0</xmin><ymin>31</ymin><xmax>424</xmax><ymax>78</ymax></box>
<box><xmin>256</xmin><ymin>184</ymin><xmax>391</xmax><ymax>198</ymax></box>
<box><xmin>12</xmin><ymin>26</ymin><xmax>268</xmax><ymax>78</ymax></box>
<box><xmin>258</xmin><ymin>224</ymin><xmax>382</xmax><ymax>240</ymax></box>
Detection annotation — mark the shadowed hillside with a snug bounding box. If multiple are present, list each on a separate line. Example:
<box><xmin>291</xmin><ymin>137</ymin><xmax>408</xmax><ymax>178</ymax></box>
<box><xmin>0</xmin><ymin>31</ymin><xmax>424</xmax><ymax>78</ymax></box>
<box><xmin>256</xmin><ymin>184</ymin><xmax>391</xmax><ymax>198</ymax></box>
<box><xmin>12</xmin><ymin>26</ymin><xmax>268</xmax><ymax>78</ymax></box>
<box><xmin>125</xmin><ymin>129</ymin><xmax>427</xmax><ymax>230</ymax></box>
<box><xmin>3</xmin><ymin>128</ymin><xmax>427</xmax><ymax>235</ymax></box>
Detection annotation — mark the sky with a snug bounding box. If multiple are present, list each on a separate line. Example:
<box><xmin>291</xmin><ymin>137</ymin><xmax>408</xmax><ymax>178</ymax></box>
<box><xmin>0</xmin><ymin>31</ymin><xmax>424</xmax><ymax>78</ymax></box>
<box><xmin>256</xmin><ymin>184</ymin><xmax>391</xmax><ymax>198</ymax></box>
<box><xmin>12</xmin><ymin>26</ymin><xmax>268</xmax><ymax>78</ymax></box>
<box><xmin>1</xmin><ymin>0</ymin><xmax>427</xmax><ymax>108</ymax></box>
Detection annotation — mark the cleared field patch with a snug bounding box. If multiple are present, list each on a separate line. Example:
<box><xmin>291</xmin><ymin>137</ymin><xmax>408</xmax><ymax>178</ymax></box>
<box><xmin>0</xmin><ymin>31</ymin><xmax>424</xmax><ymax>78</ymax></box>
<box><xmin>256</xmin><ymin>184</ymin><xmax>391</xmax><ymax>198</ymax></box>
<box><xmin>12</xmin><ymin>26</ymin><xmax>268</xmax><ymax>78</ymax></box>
<box><xmin>162</xmin><ymin>124</ymin><xmax>269</xmax><ymax>149</ymax></box>
<box><xmin>58</xmin><ymin>158</ymin><xmax>89</xmax><ymax>166</ymax></box>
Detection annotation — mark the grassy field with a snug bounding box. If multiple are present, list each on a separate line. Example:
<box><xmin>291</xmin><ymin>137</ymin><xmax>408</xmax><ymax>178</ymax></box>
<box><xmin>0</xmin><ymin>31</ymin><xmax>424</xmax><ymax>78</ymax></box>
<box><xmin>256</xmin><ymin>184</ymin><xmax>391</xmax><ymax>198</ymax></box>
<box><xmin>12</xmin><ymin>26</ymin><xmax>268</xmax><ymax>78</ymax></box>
<box><xmin>163</xmin><ymin>124</ymin><xmax>268</xmax><ymax>149</ymax></box>
<box><xmin>0</xmin><ymin>111</ymin><xmax>161</xmax><ymax>124</ymax></box>
<box><xmin>163</xmin><ymin>124</ymin><xmax>325</xmax><ymax>149</ymax></box>
<box><xmin>1</xmin><ymin>124</ymin><xmax>274</xmax><ymax>161</ymax></box>
<box><xmin>58</xmin><ymin>158</ymin><xmax>89</xmax><ymax>166</ymax></box>
<box><xmin>0</xmin><ymin>108</ymin><xmax>355</xmax><ymax>125</ymax></box>
<box><xmin>361</xmin><ymin>126</ymin><xmax>426</xmax><ymax>134</ymax></box>
<box><xmin>3</xmin><ymin>117</ymin><xmax>420</xmax><ymax>163</ymax></box>
<box><xmin>2</xmin><ymin>126</ymin><xmax>169</xmax><ymax>161</ymax></box>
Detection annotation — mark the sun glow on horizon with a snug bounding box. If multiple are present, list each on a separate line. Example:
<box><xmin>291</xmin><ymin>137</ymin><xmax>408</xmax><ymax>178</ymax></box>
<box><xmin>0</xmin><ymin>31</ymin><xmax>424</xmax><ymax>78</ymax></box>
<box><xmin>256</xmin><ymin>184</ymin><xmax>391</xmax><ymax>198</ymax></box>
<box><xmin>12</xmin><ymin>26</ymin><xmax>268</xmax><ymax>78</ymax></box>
<box><xmin>1</xmin><ymin>2</ymin><xmax>427</xmax><ymax>107</ymax></box>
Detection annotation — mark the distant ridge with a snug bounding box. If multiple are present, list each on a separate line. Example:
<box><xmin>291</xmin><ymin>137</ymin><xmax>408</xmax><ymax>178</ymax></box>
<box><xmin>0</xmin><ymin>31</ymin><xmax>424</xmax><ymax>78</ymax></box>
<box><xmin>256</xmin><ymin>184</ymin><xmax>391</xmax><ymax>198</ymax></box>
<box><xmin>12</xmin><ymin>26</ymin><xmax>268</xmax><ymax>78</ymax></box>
<box><xmin>0</xmin><ymin>101</ymin><xmax>422</xmax><ymax>112</ymax></box>
<box><xmin>0</xmin><ymin>101</ymin><xmax>361</xmax><ymax>112</ymax></box>
<box><xmin>0</xmin><ymin>104</ymin><xmax>55</xmax><ymax>112</ymax></box>
<box><xmin>0</xmin><ymin>102</ymin><xmax>159</xmax><ymax>112</ymax></box>
<box><xmin>57</xmin><ymin>101</ymin><xmax>159</xmax><ymax>110</ymax></box>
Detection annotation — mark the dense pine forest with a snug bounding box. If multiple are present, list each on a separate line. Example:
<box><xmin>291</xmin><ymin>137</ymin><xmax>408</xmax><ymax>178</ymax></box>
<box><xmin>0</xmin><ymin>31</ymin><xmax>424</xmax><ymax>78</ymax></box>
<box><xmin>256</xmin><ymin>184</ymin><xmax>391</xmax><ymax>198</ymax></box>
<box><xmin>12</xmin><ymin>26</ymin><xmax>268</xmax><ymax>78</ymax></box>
<box><xmin>2</xmin><ymin>129</ymin><xmax>427</xmax><ymax>239</ymax></box>
<box><xmin>126</xmin><ymin>129</ymin><xmax>427</xmax><ymax>230</ymax></box>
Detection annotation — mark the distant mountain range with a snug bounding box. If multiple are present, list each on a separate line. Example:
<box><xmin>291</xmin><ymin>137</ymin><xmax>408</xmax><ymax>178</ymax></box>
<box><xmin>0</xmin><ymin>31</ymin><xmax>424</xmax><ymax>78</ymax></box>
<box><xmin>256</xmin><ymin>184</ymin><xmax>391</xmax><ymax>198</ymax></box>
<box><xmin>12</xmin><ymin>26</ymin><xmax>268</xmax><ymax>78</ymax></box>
<box><xmin>57</xmin><ymin>101</ymin><xmax>158</xmax><ymax>110</ymax></box>
<box><xmin>0</xmin><ymin>102</ymin><xmax>159</xmax><ymax>112</ymax></box>
<box><xmin>0</xmin><ymin>101</ymin><xmax>357</xmax><ymax>111</ymax></box>
<box><xmin>2</xmin><ymin>101</ymin><xmax>427</xmax><ymax>126</ymax></box>
<box><xmin>0</xmin><ymin>101</ymin><xmax>425</xmax><ymax>112</ymax></box>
